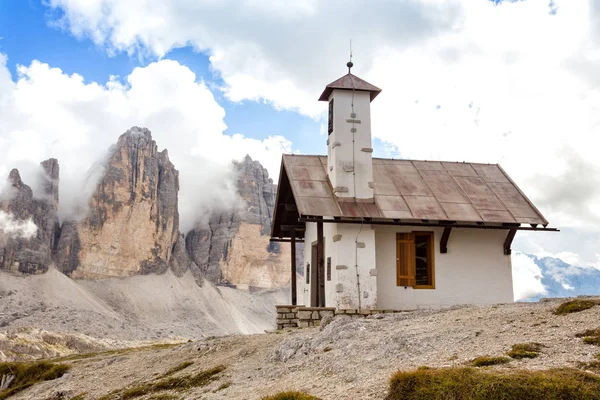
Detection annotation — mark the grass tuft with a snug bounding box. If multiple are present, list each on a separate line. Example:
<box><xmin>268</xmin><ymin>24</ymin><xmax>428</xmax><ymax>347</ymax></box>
<box><xmin>386</xmin><ymin>367</ymin><xmax>600</xmax><ymax>400</ymax></box>
<box><xmin>100</xmin><ymin>365</ymin><xmax>225</xmax><ymax>400</ymax></box>
<box><xmin>472</xmin><ymin>356</ymin><xmax>511</xmax><ymax>367</ymax></box>
<box><xmin>262</xmin><ymin>392</ymin><xmax>322</xmax><ymax>400</ymax></box>
<box><xmin>213</xmin><ymin>381</ymin><xmax>231</xmax><ymax>392</ymax></box>
<box><xmin>506</xmin><ymin>343</ymin><xmax>543</xmax><ymax>359</ymax></box>
<box><xmin>0</xmin><ymin>361</ymin><xmax>70</xmax><ymax>400</ymax></box>
<box><xmin>162</xmin><ymin>361</ymin><xmax>194</xmax><ymax>377</ymax></box>
<box><xmin>576</xmin><ymin>329</ymin><xmax>600</xmax><ymax>346</ymax></box>
<box><xmin>554</xmin><ymin>300</ymin><xmax>596</xmax><ymax>315</ymax></box>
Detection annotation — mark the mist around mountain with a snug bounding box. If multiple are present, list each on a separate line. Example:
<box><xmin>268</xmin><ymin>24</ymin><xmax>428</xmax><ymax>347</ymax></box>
<box><xmin>518</xmin><ymin>253</ymin><xmax>600</xmax><ymax>302</ymax></box>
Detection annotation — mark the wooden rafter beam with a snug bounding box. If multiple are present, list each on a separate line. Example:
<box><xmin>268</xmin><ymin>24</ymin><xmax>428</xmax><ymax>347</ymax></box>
<box><xmin>440</xmin><ymin>227</ymin><xmax>452</xmax><ymax>254</ymax></box>
<box><xmin>503</xmin><ymin>228</ymin><xmax>518</xmax><ymax>255</ymax></box>
<box><xmin>270</xmin><ymin>238</ymin><xmax>305</xmax><ymax>243</ymax></box>
<box><xmin>281</xmin><ymin>225</ymin><xmax>305</xmax><ymax>232</ymax></box>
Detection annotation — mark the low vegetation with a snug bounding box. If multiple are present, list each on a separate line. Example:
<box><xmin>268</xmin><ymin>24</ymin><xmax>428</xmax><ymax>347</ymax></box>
<box><xmin>162</xmin><ymin>361</ymin><xmax>194</xmax><ymax>377</ymax></box>
<box><xmin>554</xmin><ymin>300</ymin><xmax>597</xmax><ymax>315</ymax></box>
<box><xmin>0</xmin><ymin>361</ymin><xmax>70</xmax><ymax>400</ymax></box>
<box><xmin>386</xmin><ymin>367</ymin><xmax>600</xmax><ymax>400</ymax></box>
<box><xmin>471</xmin><ymin>356</ymin><xmax>511</xmax><ymax>367</ymax></box>
<box><xmin>506</xmin><ymin>343</ymin><xmax>544</xmax><ymax>359</ymax></box>
<box><xmin>214</xmin><ymin>381</ymin><xmax>231</xmax><ymax>392</ymax></box>
<box><xmin>262</xmin><ymin>392</ymin><xmax>322</xmax><ymax>400</ymax></box>
<box><xmin>576</xmin><ymin>329</ymin><xmax>600</xmax><ymax>346</ymax></box>
<box><xmin>99</xmin><ymin>365</ymin><xmax>226</xmax><ymax>400</ymax></box>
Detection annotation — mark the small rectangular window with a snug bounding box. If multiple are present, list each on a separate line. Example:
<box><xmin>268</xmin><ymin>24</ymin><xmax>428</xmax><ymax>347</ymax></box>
<box><xmin>327</xmin><ymin>257</ymin><xmax>331</xmax><ymax>281</ymax></box>
<box><xmin>306</xmin><ymin>263</ymin><xmax>310</xmax><ymax>284</ymax></box>
<box><xmin>396</xmin><ymin>232</ymin><xmax>435</xmax><ymax>289</ymax></box>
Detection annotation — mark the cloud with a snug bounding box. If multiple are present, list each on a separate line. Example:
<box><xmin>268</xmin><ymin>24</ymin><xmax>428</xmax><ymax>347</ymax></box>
<box><xmin>0</xmin><ymin>211</ymin><xmax>37</xmax><ymax>240</ymax></box>
<box><xmin>0</xmin><ymin>54</ymin><xmax>289</xmax><ymax>230</ymax></box>
<box><xmin>45</xmin><ymin>0</ymin><xmax>461</xmax><ymax>118</ymax></box>
<box><xmin>512</xmin><ymin>252</ymin><xmax>547</xmax><ymax>301</ymax></box>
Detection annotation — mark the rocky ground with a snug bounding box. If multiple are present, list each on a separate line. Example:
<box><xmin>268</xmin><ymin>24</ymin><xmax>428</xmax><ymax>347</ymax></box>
<box><xmin>4</xmin><ymin>297</ymin><xmax>600</xmax><ymax>400</ymax></box>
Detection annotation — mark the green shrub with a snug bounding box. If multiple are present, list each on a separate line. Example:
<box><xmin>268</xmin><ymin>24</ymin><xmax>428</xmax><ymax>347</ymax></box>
<box><xmin>262</xmin><ymin>392</ymin><xmax>321</xmax><ymax>400</ymax></box>
<box><xmin>386</xmin><ymin>367</ymin><xmax>600</xmax><ymax>400</ymax></box>
<box><xmin>0</xmin><ymin>361</ymin><xmax>70</xmax><ymax>400</ymax></box>
<box><xmin>554</xmin><ymin>300</ymin><xmax>596</xmax><ymax>315</ymax></box>
<box><xmin>506</xmin><ymin>343</ymin><xmax>543</xmax><ymax>359</ymax></box>
<box><xmin>472</xmin><ymin>356</ymin><xmax>511</xmax><ymax>367</ymax></box>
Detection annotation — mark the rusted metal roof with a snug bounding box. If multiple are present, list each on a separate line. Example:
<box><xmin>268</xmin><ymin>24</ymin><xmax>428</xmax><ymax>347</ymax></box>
<box><xmin>278</xmin><ymin>155</ymin><xmax>549</xmax><ymax>227</ymax></box>
<box><xmin>318</xmin><ymin>73</ymin><xmax>382</xmax><ymax>102</ymax></box>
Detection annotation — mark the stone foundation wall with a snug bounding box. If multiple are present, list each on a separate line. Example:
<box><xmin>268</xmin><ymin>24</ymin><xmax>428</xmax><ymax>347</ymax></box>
<box><xmin>296</xmin><ymin>307</ymin><xmax>335</xmax><ymax>328</ymax></box>
<box><xmin>275</xmin><ymin>305</ymin><xmax>300</xmax><ymax>330</ymax></box>
<box><xmin>275</xmin><ymin>306</ymin><xmax>405</xmax><ymax>330</ymax></box>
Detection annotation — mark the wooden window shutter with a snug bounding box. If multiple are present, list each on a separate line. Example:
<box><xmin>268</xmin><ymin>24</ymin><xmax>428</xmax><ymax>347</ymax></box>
<box><xmin>396</xmin><ymin>233</ymin><xmax>416</xmax><ymax>287</ymax></box>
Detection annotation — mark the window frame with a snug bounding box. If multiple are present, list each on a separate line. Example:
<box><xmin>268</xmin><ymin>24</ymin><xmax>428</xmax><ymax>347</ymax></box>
<box><xmin>396</xmin><ymin>231</ymin><xmax>436</xmax><ymax>290</ymax></box>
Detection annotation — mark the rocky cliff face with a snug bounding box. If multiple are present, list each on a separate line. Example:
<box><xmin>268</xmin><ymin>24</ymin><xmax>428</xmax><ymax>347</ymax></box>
<box><xmin>0</xmin><ymin>159</ymin><xmax>60</xmax><ymax>274</ymax></box>
<box><xmin>56</xmin><ymin>127</ymin><xmax>181</xmax><ymax>278</ymax></box>
<box><xmin>1</xmin><ymin>127</ymin><xmax>293</xmax><ymax>289</ymax></box>
<box><xmin>185</xmin><ymin>156</ymin><xmax>291</xmax><ymax>288</ymax></box>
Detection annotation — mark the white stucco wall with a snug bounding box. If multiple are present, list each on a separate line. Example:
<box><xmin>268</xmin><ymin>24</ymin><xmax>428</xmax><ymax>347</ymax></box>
<box><xmin>301</xmin><ymin>221</ymin><xmax>377</xmax><ymax>309</ymax></box>
<box><xmin>375</xmin><ymin>226</ymin><xmax>514</xmax><ymax>309</ymax></box>
<box><xmin>333</xmin><ymin>223</ymin><xmax>377</xmax><ymax>309</ymax></box>
<box><xmin>327</xmin><ymin>89</ymin><xmax>373</xmax><ymax>200</ymax></box>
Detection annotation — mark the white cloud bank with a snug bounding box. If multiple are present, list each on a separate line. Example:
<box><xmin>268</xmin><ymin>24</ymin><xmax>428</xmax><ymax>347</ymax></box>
<box><xmin>512</xmin><ymin>252</ymin><xmax>547</xmax><ymax>301</ymax></box>
<box><xmin>0</xmin><ymin>53</ymin><xmax>291</xmax><ymax>231</ymax></box>
<box><xmin>0</xmin><ymin>211</ymin><xmax>37</xmax><ymax>240</ymax></box>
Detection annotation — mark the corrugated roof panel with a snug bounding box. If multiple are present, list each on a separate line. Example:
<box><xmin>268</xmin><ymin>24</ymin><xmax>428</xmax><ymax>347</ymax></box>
<box><xmin>380</xmin><ymin>210</ymin><xmax>415</xmax><ymax>219</ymax></box>
<box><xmin>404</xmin><ymin>196</ymin><xmax>448</xmax><ymax>220</ymax></box>
<box><xmin>454</xmin><ymin>176</ymin><xmax>506</xmax><ymax>211</ymax></box>
<box><xmin>294</xmin><ymin>180</ymin><xmax>332</xmax><ymax>198</ymax></box>
<box><xmin>488</xmin><ymin>182</ymin><xmax>540</xmax><ymax>218</ymax></box>
<box><xmin>287</xmin><ymin>165</ymin><xmax>328</xmax><ymax>182</ymax></box>
<box><xmin>284</xmin><ymin>155</ymin><xmax>323</xmax><ymax>167</ymax></box>
<box><xmin>440</xmin><ymin>202</ymin><xmax>482</xmax><ymax>222</ymax></box>
<box><xmin>373</xmin><ymin>165</ymin><xmax>401</xmax><ymax>195</ymax></box>
<box><xmin>442</xmin><ymin>162</ymin><xmax>478</xmax><ymax>177</ymax></box>
<box><xmin>297</xmin><ymin>196</ymin><xmax>341</xmax><ymax>217</ymax></box>
<box><xmin>338</xmin><ymin>202</ymin><xmax>383</xmax><ymax>218</ymax></box>
<box><xmin>478</xmin><ymin>210</ymin><xmax>517</xmax><ymax>223</ymax></box>
<box><xmin>386</xmin><ymin>164</ymin><xmax>432</xmax><ymax>196</ymax></box>
<box><xmin>472</xmin><ymin>164</ymin><xmax>510</xmax><ymax>183</ymax></box>
<box><xmin>375</xmin><ymin>195</ymin><xmax>410</xmax><ymax>212</ymax></box>
<box><xmin>412</xmin><ymin>161</ymin><xmax>444</xmax><ymax>171</ymax></box>
<box><xmin>420</xmin><ymin>170</ymin><xmax>468</xmax><ymax>203</ymax></box>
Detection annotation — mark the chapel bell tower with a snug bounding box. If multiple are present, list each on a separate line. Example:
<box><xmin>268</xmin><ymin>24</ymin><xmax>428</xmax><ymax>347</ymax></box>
<box><xmin>319</xmin><ymin>61</ymin><xmax>381</xmax><ymax>201</ymax></box>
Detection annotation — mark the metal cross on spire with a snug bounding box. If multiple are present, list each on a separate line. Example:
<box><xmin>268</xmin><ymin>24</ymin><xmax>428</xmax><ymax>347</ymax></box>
<box><xmin>347</xmin><ymin>39</ymin><xmax>353</xmax><ymax>74</ymax></box>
